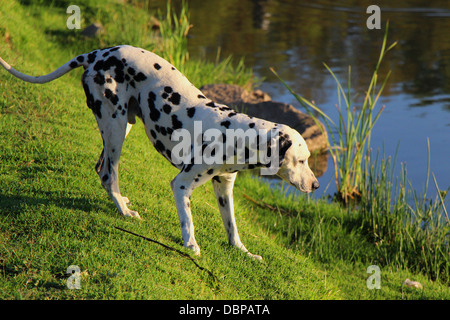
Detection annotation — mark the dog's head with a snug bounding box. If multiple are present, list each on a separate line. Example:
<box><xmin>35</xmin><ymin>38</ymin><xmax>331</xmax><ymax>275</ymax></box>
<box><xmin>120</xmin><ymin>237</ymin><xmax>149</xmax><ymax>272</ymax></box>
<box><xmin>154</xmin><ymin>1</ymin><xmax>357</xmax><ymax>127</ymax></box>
<box><xmin>275</xmin><ymin>128</ymin><xmax>319</xmax><ymax>193</ymax></box>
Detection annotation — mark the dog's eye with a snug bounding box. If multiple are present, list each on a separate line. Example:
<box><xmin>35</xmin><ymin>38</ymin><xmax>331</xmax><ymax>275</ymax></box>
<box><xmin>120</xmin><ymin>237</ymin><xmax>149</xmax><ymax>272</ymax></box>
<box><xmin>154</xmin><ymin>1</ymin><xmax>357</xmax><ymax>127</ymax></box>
<box><xmin>299</xmin><ymin>160</ymin><xmax>305</xmax><ymax>165</ymax></box>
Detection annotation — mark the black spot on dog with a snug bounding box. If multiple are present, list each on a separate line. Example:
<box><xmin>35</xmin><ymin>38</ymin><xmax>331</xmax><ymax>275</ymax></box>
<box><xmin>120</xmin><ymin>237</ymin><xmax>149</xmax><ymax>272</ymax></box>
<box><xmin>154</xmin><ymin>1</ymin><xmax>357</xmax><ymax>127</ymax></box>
<box><xmin>249</xmin><ymin>122</ymin><xmax>255</xmax><ymax>128</ymax></box>
<box><xmin>180</xmin><ymin>185</ymin><xmax>185</xmax><ymax>190</ymax></box>
<box><xmin>150</xmin><ymin>130</ymin><xmax>157</xmax><ymax>139</ymax></box>
<box><xmin>169</xmin><ymin>92</ymin><xmax>181</xmax><ymax>105</ymax></box>
<box><xmin>127</xmin><ymin>67</ymin><xmax>136</xmax><ymax>75</ymax></box>
<box><xmin>104</xmin><ymin>89</ymin><xmax>119</xmax><ymax>105</ymax></box>
<box><xmin>148</xmin><ymin>91</ymin><xmax>160</xmax><ymax>121</ymax></box>
<box><xmin>218</xmin><ymin>196</ymin><xmax>226</xmax><ymax>207</ymax></box>
<box><xmin>187</xmin><ymin>107</ymin><xmax>196</xmax><ymax>118</ymax></box>
<box><xmin>164</xmin><ymin>86</ymin><xmax>173</xmax><ymax>93</ymax></box>
<box><xmin>94</xmin><ymin>73</ymin><xmax>105</xmax><ymax>85</ymax></box>
<box><xmin>228</xmin><ymin>112</ymin><xmax>237</xmax><ymax>117</ymax></box>
<box><xmin>102</xmin><ymin>51</ymin><xmax>110</xmax><ymax>58</ymax></box>
<box><xmin>69</xmin><ymin>61</ymin><xmax>78</xmax><ymax>68</ymax></box>
<box><xmin>278</xmin><ymin>133</ymin><xmax>292</xmax><ymax>163</ymax></box>
<box><xmin>196</xmin><ymin>133</ymin><xmax>204</xmax><ymax>146</ymax></box>
<box><xmin>76</xmin><ymin>55</ymin><xmax>84</xmax><ymax>63</ymax></box>
<box><xmin>154</xmin><ymin>63</ymin><xmax>161</xmax><ymax>70</ymax></box>
<box><xmin>184</xmin><ymin>163</ymin><xmax>194</xmax><ymax>173</ymax></box>
<box><xmin>155</xmin><ymin>140</ymin><xmax>165</xmax><ymax>153</ymax></box>
<box><xmin>244</xmin><ymin>147</ymin><xmax>253</xmax><ymax>160</ymax></box>
<box><xmin>107</xmin><ymin>157</ymin><xmax>112</xmax><ymax>174</ymax></box>
<box><xmin>171</xmin><ymin>115</ymin><xmax>183</xmax><ymax>129</ymax></box>
<box><xmin>220</xmin><ymin>120</ymin><xmax>231</xmax><ymax>129</ymax></box>
<box><xmin>87</xmin><ymin>51</ymin><xmax>97</xmax><ymax>63</ymax></box>
<box><xmin>92</xmin><ymin>100</ymin><xmax>102</xmax><ymax>119</ymax></box>
<box><xmin>102</xmin><ymin>174</ymin><xmax>109</xmax><ymax>182</ymax></box>
<box><xmin>160</xmin><ymin>127</ymin><xmax>167</xmax><ymax>136</ymax></box>
<box><xmin>207</xmin><ymin>169</ymin><xmax>214</xmax><ymax>175</ymax></box>
<box><xmin>206</xmin><ymin>101</ymin><xmax>216</xmax><ymax>108</ymax></box>
<box><xmin>134</xmin><ymin>72</ymin><xmax>147</xmax><ymax>82</ymax></box>
<box><xmin>163</xmin><ymin>104</ymin><xmax>172</xmax><ymax>114</ymax></box>
<box><xmin>94</xmin><ymin>56</ymin><xmax>125</xmax><ymax>83</ymax></box>
<box><xmin>212</xmin><ymin>176</ymin><xmax>221</xmax><ymax>183</ymax></box>
<box><xmin>93</xmin><ymin>60</ymin><xmax>104</xmax><ymax>71</ymax></box>
<box><xmin>161</xmin><ymin>92</ymin><xmax>169</xmax><ymax>99</ymax></box>
<box><xmin>198</xmin><ymin>94</ymin><xmax>206</xmax><ymax>99</ymax></box>
<box><xmin>107</xmin><ymin>57</ymin><xmax>125</xmax><ymax>83</ymax></box>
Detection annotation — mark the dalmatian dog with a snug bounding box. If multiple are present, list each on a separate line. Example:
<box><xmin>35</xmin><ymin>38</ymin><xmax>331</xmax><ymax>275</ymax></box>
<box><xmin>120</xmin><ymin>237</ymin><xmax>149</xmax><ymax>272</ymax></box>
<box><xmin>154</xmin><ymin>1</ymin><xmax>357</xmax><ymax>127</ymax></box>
<box><xmin>0</xmin><ymin>45</ymin><xmax>319</xmax><ymax>259</ymax></box>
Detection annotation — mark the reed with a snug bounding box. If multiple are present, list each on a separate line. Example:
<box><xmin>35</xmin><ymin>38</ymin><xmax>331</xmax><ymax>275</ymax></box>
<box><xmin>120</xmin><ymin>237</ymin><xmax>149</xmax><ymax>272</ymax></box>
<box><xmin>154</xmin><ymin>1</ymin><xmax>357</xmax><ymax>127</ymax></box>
<box><xmin>272</xmin><ymin>23</ymin><xmax>396</xmax><ymax>203</ymax></box>
<box><xmin>360</xmin><ymin>140</ymin><xmax>449</xmax><ymax>281</ymax></box>
<box><xmin>155</xmin><ymin>1</ymin><xmax>254</xmax><ymax>88</ymax></box>
<box><xmin>157</xmin><ymin>0</ymin><xmax>192</xmax><ymax>70</ymax></box>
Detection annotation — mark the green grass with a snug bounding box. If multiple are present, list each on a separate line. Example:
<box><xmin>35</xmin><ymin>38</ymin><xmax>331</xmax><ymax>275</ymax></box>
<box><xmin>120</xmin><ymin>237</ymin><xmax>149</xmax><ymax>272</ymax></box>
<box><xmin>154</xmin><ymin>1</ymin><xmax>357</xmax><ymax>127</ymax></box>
<box><xmin>0</xmin><ymin>0</ymin><xmax>448</xmax><ymax>300</ymax></box>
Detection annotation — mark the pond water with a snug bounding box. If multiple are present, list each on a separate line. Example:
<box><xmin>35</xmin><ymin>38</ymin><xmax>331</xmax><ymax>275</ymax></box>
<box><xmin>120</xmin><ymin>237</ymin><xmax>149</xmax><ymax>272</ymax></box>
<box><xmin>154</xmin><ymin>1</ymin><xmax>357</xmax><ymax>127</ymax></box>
<box><xmin>148</xmin><ymin>0</ymin><xmax>450</xmax><ymax>200</ymax></box>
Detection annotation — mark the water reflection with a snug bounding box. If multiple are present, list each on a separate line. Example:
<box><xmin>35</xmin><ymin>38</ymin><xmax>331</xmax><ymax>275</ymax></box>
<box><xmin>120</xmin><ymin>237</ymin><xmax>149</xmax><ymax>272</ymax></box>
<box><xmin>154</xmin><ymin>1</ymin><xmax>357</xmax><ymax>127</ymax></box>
<box><xmin>147</xmin><ymin>0</ymin><xmax>450</xmax><ymax>197</ymax></box>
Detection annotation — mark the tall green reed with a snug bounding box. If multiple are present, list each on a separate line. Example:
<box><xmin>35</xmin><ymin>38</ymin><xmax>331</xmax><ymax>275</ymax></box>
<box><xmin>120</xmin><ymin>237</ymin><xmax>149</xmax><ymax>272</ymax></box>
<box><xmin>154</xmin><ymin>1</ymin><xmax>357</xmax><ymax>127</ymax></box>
<box><xmin>272</xmin><ymin>23</ymin><xmax>396</xmax><ymax>203</ymax></box>
<box><xmin>361</xmin><ymin>140</ymin><xmax>449</xmax><ymax>281</ymax></box>
<box><xmin>156</xmin><ymin>0</ymin><xmax>192</xmax><ymax>70</ymax></box>
<box><xmin>155</xmin><ymin>1</ymin><xmax>254</xmax><ymax>88</ymax></box>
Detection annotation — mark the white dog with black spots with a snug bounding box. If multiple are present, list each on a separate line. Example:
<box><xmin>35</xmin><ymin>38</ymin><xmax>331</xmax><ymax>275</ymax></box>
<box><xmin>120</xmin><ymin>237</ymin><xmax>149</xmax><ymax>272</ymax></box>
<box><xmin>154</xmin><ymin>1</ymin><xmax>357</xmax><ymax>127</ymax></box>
<box><xmin>0</xmin><ymin>45</ymin><xmax>319</xmax><ymax>259</ymax></box>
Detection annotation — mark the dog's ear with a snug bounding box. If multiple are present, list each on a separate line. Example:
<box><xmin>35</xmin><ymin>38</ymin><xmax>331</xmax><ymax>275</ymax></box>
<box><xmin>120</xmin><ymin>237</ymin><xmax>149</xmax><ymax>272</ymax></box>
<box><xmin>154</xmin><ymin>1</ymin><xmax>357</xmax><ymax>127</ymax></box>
<box><xmin>278</xmin><ymin>133</ymin><xmax>292</xmax><ymax>164</ymax></box>
<box><xmin>260</xmin><ymin>131</ymin><xmax>292</xmax><ymax>169</ymax></box>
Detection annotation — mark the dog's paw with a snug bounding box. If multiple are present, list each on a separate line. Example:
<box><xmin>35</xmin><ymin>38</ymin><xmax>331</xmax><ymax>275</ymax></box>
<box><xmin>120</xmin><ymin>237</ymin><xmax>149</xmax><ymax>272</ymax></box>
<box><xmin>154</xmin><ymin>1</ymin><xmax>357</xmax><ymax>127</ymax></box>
<box><xmin>122</xmin><ymin>209</ymin><xmax>141</xmax><ymax>220</ymax></box>
<box><xmin>186</xmin><ymin>244</ymin><xmax>201</xmax><ymax>256</ymax></box>
<box><xmin>247</xmin><ymin>252</ymin><xmax>263</xmax><ymax>261</ymax></box>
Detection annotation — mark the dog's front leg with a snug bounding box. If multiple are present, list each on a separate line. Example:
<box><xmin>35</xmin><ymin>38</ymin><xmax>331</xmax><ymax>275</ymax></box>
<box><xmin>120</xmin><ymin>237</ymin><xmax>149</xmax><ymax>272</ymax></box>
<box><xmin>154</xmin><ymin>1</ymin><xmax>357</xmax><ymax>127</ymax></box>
<box><xmin>170</xmin><ymin>173</ymin><xmax>202</xmax><ymax>256</ymax></box>
<box><xmin>212</xmin><ymin>173</ymin><xmax>262</xmax><ymax>260</ymax></box>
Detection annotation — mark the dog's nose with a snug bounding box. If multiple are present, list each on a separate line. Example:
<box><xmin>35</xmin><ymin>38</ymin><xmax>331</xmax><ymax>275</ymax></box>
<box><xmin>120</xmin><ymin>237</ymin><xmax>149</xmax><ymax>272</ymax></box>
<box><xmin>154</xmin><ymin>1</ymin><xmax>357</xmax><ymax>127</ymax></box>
<box><xmin>312</xmin><ymin>180</ymin><xmax>319</xmax><ymax>190</ymax></box>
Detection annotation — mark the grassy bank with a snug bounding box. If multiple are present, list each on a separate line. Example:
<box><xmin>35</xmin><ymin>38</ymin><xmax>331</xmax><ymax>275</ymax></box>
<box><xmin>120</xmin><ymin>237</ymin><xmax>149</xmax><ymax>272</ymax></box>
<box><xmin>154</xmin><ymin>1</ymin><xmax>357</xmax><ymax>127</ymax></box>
<box><xmin>0</xmin><ymin>0</ymin><xmax>448</xmax><ymax>300</ymax></box>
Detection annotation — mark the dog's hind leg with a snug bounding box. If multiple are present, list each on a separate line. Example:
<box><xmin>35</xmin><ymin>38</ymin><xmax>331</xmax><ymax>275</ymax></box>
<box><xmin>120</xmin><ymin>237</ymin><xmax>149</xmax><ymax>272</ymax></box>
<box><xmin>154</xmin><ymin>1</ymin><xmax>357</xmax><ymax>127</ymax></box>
<box><xmin>95</xmin><ymin>115</ymin><xmax>140</xmax><ymax>219</ymax></box>
<box><xmin>212</xmin><ymin>173</ymin><xmax>262</xmax><ymax>260</ymax></box>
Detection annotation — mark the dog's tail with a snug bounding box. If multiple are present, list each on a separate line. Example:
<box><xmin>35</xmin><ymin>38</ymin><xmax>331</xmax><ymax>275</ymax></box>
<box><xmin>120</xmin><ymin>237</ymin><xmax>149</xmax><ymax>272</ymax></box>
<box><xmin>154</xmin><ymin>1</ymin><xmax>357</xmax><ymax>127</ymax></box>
<box><xmin>0</xmin><ymin>54</ymin><xmax>87</xmax><ymax>84</ymax></box>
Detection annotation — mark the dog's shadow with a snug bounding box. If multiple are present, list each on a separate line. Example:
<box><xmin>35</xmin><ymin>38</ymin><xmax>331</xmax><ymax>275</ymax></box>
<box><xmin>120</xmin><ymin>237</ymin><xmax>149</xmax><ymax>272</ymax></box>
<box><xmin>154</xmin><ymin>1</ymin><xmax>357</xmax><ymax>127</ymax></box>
<box><xmin>0</xmin><ymin>191</ymin><xmax>109</xmax><ymax>217</ymax></box>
